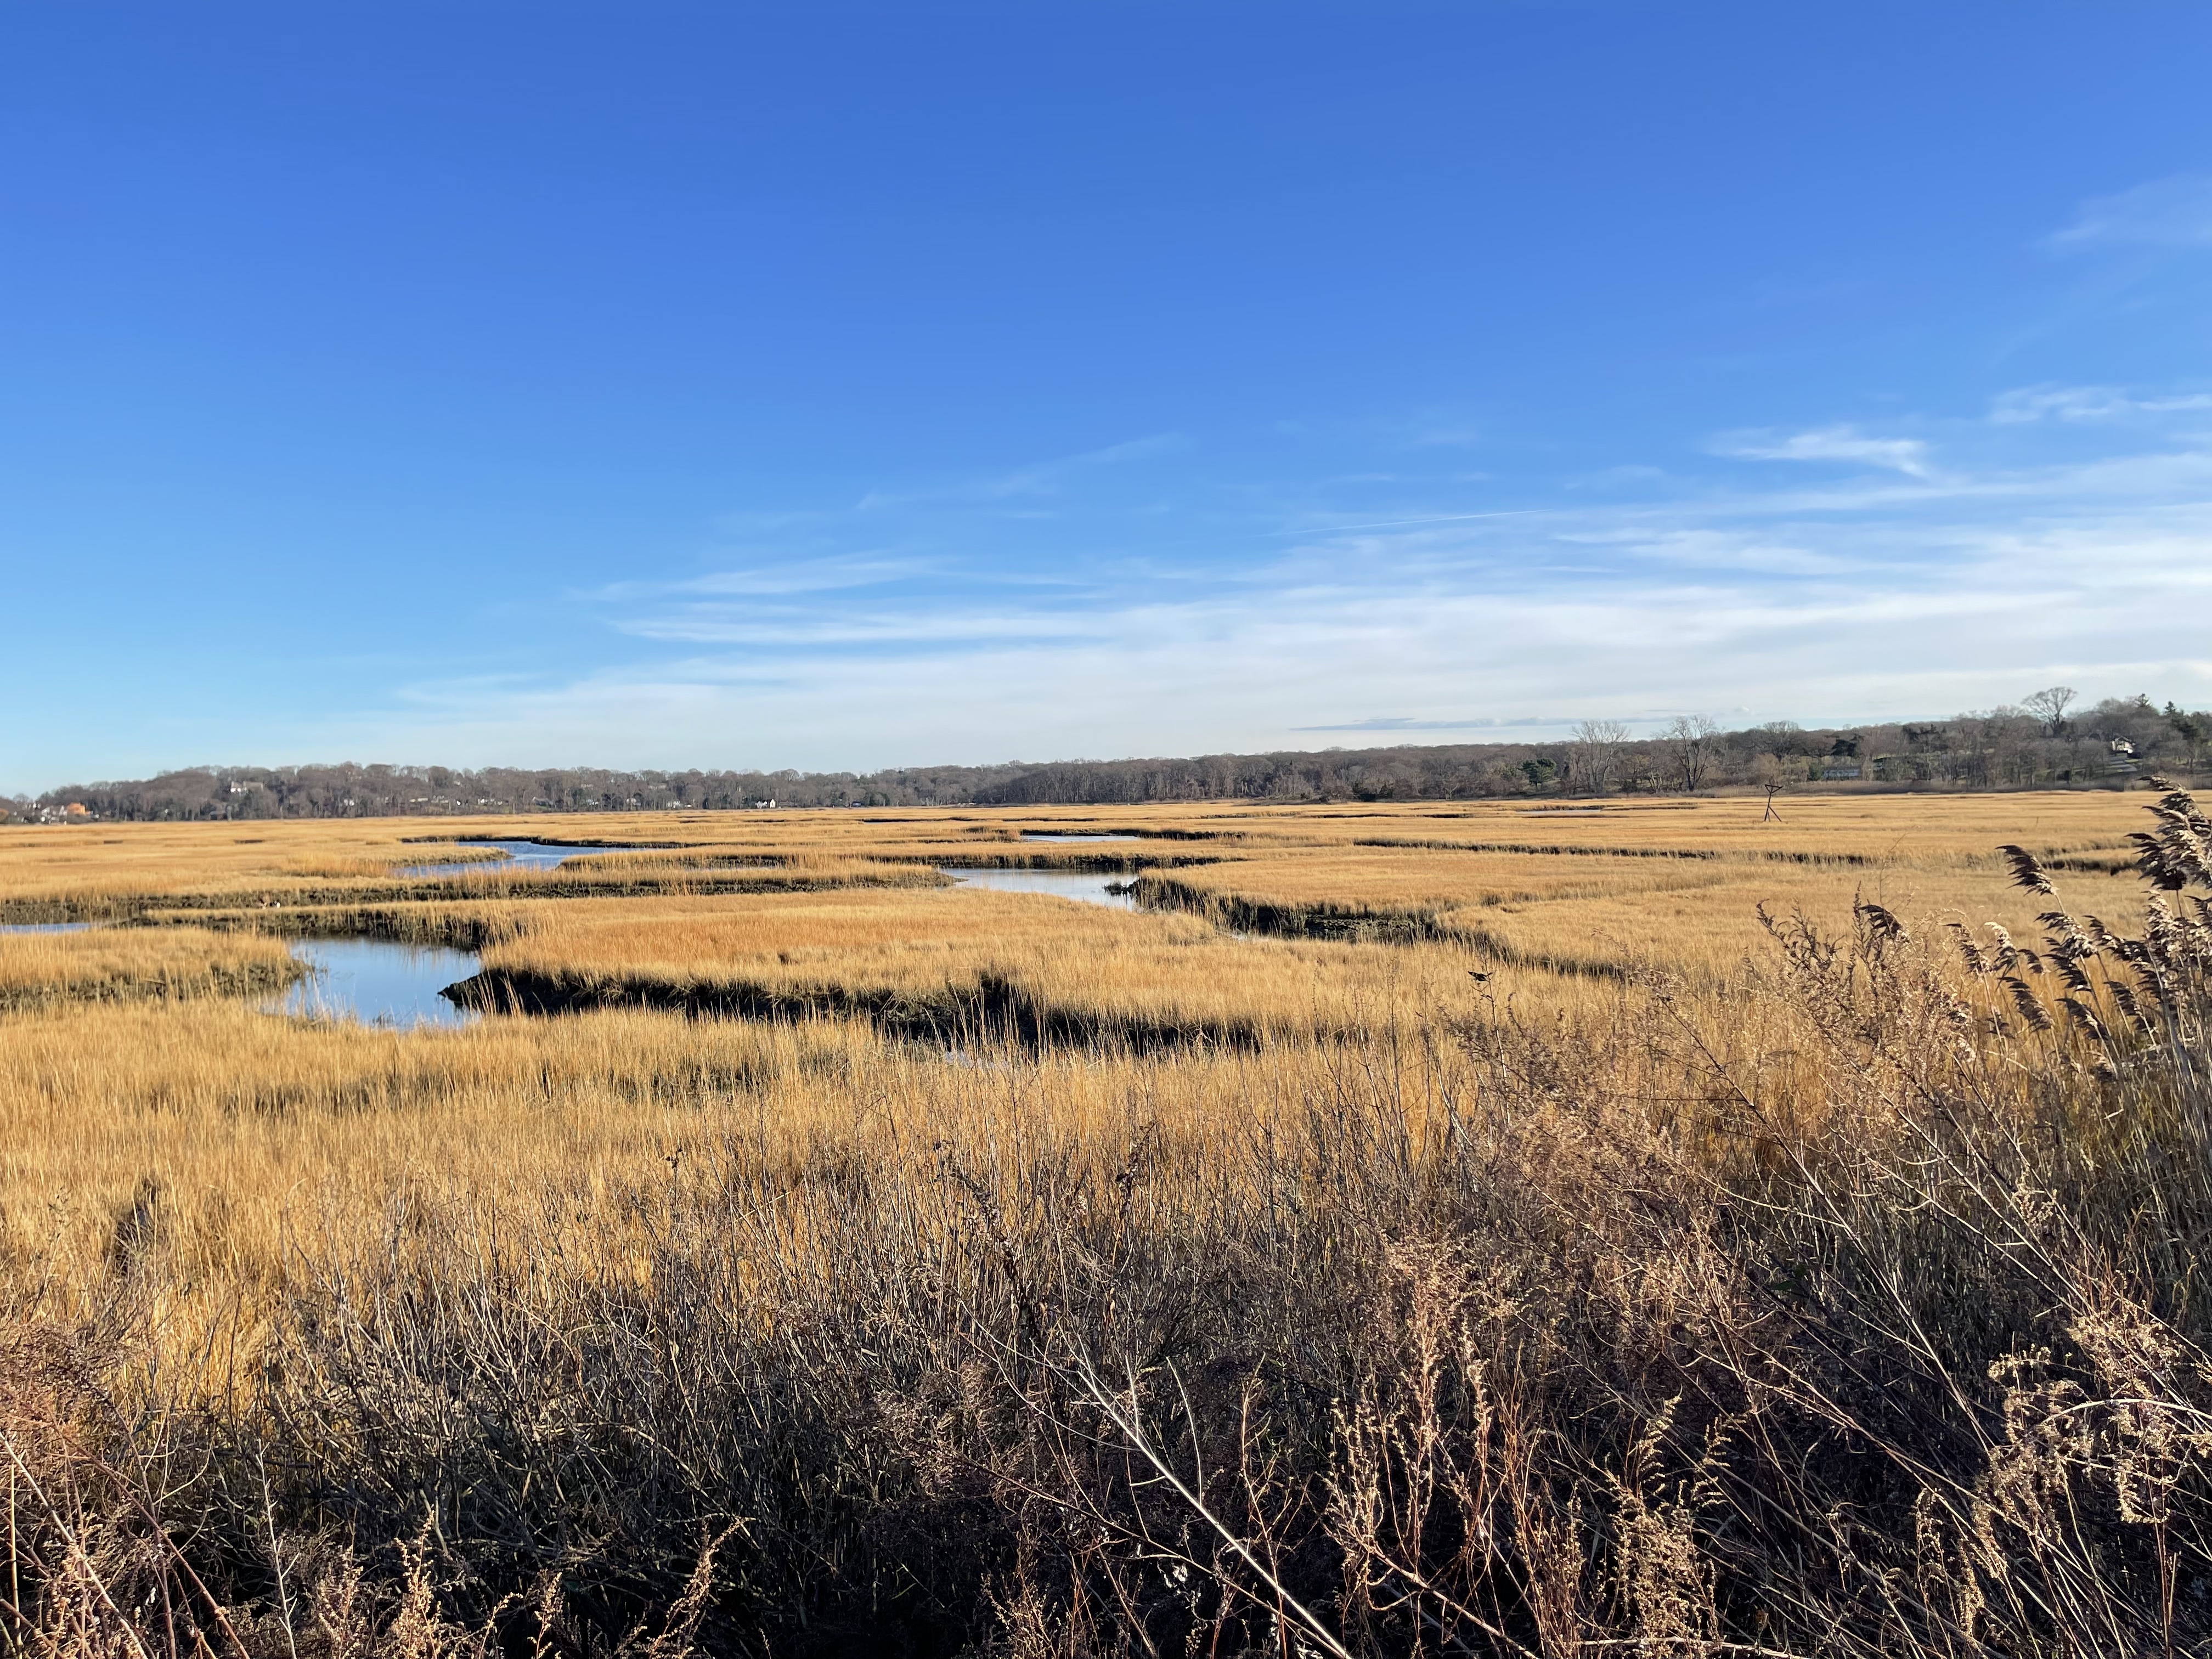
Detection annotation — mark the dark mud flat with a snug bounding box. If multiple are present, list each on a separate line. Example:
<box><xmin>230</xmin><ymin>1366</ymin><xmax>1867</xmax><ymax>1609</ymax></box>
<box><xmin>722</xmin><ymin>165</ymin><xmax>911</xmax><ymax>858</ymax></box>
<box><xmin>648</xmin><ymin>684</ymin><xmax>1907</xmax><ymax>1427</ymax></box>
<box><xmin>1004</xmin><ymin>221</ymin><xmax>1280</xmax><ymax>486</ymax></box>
<box><xmin>442</xmin><ymin>966</ymin><xmax>1263</xmax><ymax>1054</ymax></box>
<box><xmin>1131</xmin><ymin>874</ymin><xmax>1440</xmax><ymax>941</ymax></box>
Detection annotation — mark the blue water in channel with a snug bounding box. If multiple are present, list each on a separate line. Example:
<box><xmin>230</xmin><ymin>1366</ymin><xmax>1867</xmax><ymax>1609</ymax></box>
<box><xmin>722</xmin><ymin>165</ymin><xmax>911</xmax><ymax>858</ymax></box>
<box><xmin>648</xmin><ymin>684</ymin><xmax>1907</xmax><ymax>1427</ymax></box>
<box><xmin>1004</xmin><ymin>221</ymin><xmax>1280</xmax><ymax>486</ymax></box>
<box><xmin>9</xmin><ymin>849</ymin><xmax>1141</xmax><ymax>1034</ymax></box>
<box><xmin>265</xmin><ymin>875</ymin><xmax>1132</xmax><ymax>1031</ymax></box>
<box><xmin>398</xmin><ymin>839</ymin><xmax>639</xmax><ymax>878</ymax></box>
<box><xmin>938</xmin><ymin>868</ymin><xmax>1136</xmax><ymax>910</ymax></box>
<box><xmin>266</xmin><ymin>938</ymin><xmax>483</xmax><ymax>1030</ymax></box>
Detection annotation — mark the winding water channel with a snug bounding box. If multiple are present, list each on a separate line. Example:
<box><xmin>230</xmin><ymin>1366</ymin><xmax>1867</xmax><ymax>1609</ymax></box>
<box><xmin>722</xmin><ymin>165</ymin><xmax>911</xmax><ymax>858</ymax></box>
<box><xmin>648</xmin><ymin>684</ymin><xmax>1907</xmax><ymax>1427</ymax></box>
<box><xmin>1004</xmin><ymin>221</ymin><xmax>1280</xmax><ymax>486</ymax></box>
<box><xmin>266</xmin><ymin>938</ymin><xmax>484</xmax><ymax>1029</ymax></box>
<box><xmin>398</xmin><ymin>839</ymin><xmax>639</xmax><ymax>877</ymax></box>
<box><xmin>247</xmin><ymin>856</ymin><xmax>1141</xmax><ymax>1028</ymax></box>
<box><xmin>936</xmin><ymin>867</ymin><xmax>1137</xmax><ymax>909</ymax></box>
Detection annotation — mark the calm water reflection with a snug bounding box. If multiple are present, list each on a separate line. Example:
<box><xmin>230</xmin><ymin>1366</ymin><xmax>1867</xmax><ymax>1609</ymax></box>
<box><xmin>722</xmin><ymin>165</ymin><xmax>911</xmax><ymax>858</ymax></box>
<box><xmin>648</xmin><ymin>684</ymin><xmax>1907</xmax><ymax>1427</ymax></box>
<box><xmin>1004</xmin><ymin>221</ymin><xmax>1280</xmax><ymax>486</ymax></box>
<box><xmin>1018</xmin><ymin>832</ymin><xmax>1139</xmax><ymax>843</ymax></box>
<box><xmin>267</xmin><ymin>938</ymin><xmax>484</xmax><ymax>1029</ymax></box>
<box><xmin>939</xmin><ymin>867</ymin><xmax>1136</xmax><ymax>909</ymax></box>
<box><xmin>0</xmin><ymin>922</ymin><xmax>95</xmax><ymax>935</ymax></box>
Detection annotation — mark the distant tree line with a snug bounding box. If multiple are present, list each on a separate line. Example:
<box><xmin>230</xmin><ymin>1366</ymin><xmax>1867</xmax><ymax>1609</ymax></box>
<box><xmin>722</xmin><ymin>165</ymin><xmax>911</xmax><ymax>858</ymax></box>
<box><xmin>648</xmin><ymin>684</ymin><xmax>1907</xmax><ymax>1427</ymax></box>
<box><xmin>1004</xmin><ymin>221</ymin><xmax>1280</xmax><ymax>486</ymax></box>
<box><xmin>11</xmin><ymin>691</ymin><xmax>2207</xmax><ymax>821</ymax></box>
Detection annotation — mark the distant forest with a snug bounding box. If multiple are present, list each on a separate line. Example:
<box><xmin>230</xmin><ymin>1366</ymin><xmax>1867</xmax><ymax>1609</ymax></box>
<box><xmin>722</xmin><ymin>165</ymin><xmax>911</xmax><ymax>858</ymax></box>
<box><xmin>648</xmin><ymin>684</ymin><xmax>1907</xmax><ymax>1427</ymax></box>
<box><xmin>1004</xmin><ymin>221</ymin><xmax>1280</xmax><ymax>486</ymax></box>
<box><xmin>15</xmin><ymin>692</ymin><xmax>2208</xmax><ymax>821</ymax></box>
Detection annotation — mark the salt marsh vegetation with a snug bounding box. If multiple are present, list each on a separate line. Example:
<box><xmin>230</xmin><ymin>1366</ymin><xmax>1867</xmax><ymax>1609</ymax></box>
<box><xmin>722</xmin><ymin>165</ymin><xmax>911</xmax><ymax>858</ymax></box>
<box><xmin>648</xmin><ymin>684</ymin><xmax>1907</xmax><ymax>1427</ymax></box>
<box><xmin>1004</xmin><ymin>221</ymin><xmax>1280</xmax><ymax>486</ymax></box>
<box><xmin>2</xmin><ymin>788</ymin><xmax>2207</xmax><ymax>1657</ymax></box>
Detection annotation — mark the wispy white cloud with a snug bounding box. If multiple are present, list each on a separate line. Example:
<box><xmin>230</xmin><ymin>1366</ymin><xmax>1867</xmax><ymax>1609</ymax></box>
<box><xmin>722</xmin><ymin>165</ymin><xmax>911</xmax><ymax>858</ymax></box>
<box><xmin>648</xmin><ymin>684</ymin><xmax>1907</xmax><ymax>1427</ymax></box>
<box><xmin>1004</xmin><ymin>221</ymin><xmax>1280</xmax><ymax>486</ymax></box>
<box><xmin>156</xmin><ymin>381</ymin><xmax>2208</xmax><ymax>783</ymax></box>
<box><xmin>675</xmin><ymin>555</ymin><xmax>936</xmax><ymax>597</ymax></box>
<box><xmin>1293</xmin><ymin>715</ymin><xmax>1611</xmax><ymax>732</ymax></box>
<box><xmin>1266</xmin><ymin>509</ymin><xmax>1544</xmax><ymax>537</ymax></box>
<box><xmin>853</xmin><ymin>432</ymin><xmax>1188</xmax><ymax>510</ymax></box>
<box><xmin>594</xmin><ymin>553</ymin><xmax>937</xmax><ymax>601</ymax></box>
<box><xmin>296</xmin><ymin>409</ymin><xmax>2211</xmax><ymax>773</ymax></box>
<box><xmin>1991</xmin><ymin>383</ymin><xmax>2212</xmax><ymax>424</ymax></box>
<box><xmin>1718</xmin><ymin>424</ymin><xmax>1933</xmax><ymax>478</ymax></box>
<box><xmin>611</xmin><ymin>608</ymin><xmax>1107</xmax><ymax>647</ymax></box>
<box><xmin>2049</xmin><ymin>173</ymin><xmax>2212</xmax><ymax>250</ymax></box>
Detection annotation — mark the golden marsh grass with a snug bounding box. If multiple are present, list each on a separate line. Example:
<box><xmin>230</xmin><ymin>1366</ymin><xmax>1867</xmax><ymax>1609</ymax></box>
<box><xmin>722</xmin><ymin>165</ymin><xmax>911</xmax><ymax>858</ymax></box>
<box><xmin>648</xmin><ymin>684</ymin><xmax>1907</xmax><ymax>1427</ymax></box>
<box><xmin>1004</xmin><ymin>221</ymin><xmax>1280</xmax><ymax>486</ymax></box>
<box><xmin>3</xmin><ymin>787</ymin><xmax>2205</xmax><ymax>1656</ymax></box>
<box><xmin>0</xmin><ymin>791</ymin><xmax>2167</xmax><ymax>1281</ymax></box>
<box><xmin>0</xmin><ymin>924</ymin><xmax>301</xmax><ymax>1012</ymax></box>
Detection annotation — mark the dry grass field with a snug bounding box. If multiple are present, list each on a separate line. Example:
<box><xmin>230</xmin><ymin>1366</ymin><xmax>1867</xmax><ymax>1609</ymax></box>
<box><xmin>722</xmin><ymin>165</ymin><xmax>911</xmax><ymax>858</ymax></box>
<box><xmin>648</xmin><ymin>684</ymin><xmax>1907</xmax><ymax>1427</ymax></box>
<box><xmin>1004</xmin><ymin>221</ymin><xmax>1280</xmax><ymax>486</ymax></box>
<box><xmin>0</xmin><ymin>925</ymin><xmax>301</xmax><ymax>1013</ymax></box>
<box><xmin>2</xmin><ymin>787</ymin><xmax>2207</xmax><ymax>1658</ymax></box>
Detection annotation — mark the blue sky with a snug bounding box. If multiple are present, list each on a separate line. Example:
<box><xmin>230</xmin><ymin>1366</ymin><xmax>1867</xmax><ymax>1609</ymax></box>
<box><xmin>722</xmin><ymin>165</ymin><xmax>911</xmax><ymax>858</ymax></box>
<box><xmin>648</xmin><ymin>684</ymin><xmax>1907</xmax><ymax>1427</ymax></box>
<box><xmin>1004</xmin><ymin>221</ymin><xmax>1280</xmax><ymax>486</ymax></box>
<box><xmin>3</xmin><ymin>2</ymin><xmax>2208</xmax><ymax>792</ymax></box>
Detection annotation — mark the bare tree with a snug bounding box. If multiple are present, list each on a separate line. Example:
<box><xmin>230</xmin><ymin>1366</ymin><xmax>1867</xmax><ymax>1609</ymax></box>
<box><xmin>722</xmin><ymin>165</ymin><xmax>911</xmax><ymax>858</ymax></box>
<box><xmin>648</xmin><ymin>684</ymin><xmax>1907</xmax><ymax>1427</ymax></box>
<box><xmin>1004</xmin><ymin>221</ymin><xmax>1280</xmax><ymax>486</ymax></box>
<box><xmin>1569</xmin><ymin>719</ymin><xmax>1631</xmax><ymax>794</ymax></box>
<box><xmin>2023</xmin><ymin>685</ymin><xmax>2077</xmax><ymax>738</ymax></box>
<box><xmin>1663</xmin><ymin>714</ymin><xmax>1720</xmax><ymax>792</ymax></box>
